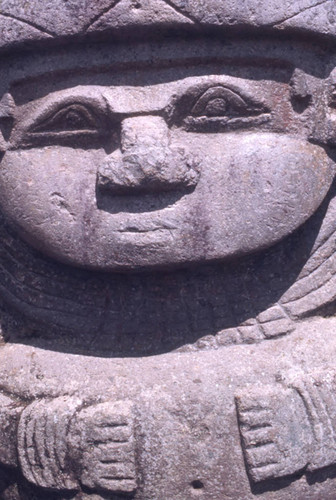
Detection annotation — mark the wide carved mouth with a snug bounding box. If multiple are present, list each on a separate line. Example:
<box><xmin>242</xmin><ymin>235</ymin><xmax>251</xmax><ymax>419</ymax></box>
<box><xmin>96</xmin><ymin>188</ymin><xmax>191</xmax><ymax>214</ymax></box>
<box><xmin>115</xmin><ymin>223</ymin><xmax>177</xmax><ymax>233</ymax></box>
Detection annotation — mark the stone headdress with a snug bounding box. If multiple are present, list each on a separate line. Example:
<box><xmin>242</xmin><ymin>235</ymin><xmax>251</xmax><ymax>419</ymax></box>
<box><xmin>0</xmin><ymin>0</ymin><xmax>335</xmax><ymax>52</ymax></box>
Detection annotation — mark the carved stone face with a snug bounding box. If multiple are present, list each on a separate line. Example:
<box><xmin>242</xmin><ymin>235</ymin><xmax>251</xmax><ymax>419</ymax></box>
<box><xmin>2</xmin><ymin>19</ymin><xmax>336</xmax><ymax>499</ymax></box>
<box><xmin>0</xmin><ymin>41</ymin><xmax>334</xmax><ymax>272</ymax></box>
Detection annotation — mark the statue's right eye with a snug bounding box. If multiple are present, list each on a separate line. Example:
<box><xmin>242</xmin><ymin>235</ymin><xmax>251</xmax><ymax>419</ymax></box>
<box><xmin>15</xmin><ymin>100</ymin><xmax>111</xmax><ymax>149</ymax></box>
<box><xmin>31</xmin><ymin>104</ymin><xmax>100</xmax><ymax>133</ymax></box>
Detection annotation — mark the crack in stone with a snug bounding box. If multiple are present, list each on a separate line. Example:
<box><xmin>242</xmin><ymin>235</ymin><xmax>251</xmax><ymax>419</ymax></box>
<box><xmin>0</xmin><ymin>12</ymin><xmax>56</xmax><ymax>37</ymax></box>
<box><xmin>84</xmin><ymin>0</ymin><xmax>125</xmax><ymax>31</ymax></box>
<box><xmin>85</xmin><ymin>0</ymin><xmax>198</xmax><ymax>32</ymax></box>
<box><xmin>158</xmin><ymin>0</ymin><xmax>200</xmax><ymax>25</ymax></box>
<box><xmin>271</xmin><ymin>0</ymin><xmax>331</xmax><ymax>27</ymax></box>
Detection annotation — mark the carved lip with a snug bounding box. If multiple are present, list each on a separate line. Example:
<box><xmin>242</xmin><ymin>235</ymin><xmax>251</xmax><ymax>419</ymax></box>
<box><xmin>115</xmin><ymin>223</ymin><xmax>177</xmax><ymax>234</ymax></box>
<box><xmin>96</xmin><ymin>187</ymin><xmax>193</xmax><ymax>215</ymax></box>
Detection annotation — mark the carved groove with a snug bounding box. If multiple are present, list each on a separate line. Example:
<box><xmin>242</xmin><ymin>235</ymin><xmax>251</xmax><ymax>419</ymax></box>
<box><xmin>237</xmin><ymin>370</ymin><xmax>336</xmax><ymax>484</ymax></box>
<box><xmin>18</xmin><ymin>398</ymin><xmax>81</xmax><ymax>491</ymax></box>
<box><xmin>76</xmin><ymin>401</ymin><xmax>137</xmax><ymax>494</ymax></box>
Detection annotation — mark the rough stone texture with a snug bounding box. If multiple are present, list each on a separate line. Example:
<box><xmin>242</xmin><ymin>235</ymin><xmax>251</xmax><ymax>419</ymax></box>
<box><xmin>1</xmin><ymin>0</ymin><xmax>336</xmax><ymax>53</ymax></box>
<box><xmin>1</xmin><ymin>1</ymin><xmax>336</xmax><ymax>499</ymax></box>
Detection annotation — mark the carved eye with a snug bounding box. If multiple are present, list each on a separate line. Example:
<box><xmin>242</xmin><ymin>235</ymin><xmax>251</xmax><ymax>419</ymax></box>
<box><xmin>19</xmin><ymin>101</ymin><xmax>113</xmax><ymax>149</ymax></box>
<box><xmin>167</xmin><ymin>84</ymin><xmax>270</xmax><ymax>133</ymax></box>
<box><xmin>32</xmin><ymin>104</ymin><xmax>99</xmax><ymax>133</ymax></box>
<box><xmin>191</xmin><ymin>86</ymin><xmax>251</xmax><ymax>118</ymax></box>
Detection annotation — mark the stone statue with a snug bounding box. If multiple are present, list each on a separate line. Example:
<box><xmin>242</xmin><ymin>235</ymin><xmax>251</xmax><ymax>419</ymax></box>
<box><xmin>1</xmin><ymin>1</ymin><xmax>336</xmax><ymax>498</ymax></box>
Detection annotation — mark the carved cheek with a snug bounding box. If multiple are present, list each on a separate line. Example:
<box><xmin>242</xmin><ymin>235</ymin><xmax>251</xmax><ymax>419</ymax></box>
<box><xmin>179</xmin><ymin>132</ymin><xmax>335</xmax><ymax>259</ymax></box>
<box><xmin>0</xmin><ymin>148</ymin><xmax>101</xmax><ymax>252</ymax></box>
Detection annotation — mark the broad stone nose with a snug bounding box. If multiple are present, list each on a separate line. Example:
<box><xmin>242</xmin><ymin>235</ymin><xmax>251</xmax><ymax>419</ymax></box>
<box><xmin>97</xmin><ymin>116</ymin><xmax>200</xmax><ymax>195</ymax></box>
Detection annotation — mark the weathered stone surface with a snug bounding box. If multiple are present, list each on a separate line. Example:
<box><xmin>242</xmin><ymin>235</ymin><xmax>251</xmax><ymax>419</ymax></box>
<box><xmin>1</xmin><ymin>1</ymin><xmax>336</xmax><ymax>52</ymax></box>
<box><xmin>1</xmin><ymin>1</ymin><xmax>336</xmax><ymax>499</ymax></box>
<box><xmin>70</xmin><ymin>401</ymin><xmax>137</xmax><ymax>494</ymax></box>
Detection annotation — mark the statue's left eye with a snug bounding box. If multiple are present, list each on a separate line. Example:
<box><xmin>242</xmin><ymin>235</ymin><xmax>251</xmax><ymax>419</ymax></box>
<box><xmin>32</xmin><ymin>104</ymin><xmax>99</xmax><ymax>133</ymax></box>
<box><xmin>191</xmin><ymin>86</ymin><xmax>250</xmax><ymax>118</ymax></box>
<box><xmin>166</xmin><ymin>84</ymin><xmax>270</xmax><ymax>133</ymax></box>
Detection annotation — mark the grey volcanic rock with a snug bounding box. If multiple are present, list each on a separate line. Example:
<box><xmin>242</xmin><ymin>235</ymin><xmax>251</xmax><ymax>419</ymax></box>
<box><xmin>1</xmin><ymin>0</ymin><xmax>336</xmax><ymax>52</ymax></box>
<box><xmin>1</xmin><ymin>1</ymin><xmax>336</xmax><ymax>499</ymax></box>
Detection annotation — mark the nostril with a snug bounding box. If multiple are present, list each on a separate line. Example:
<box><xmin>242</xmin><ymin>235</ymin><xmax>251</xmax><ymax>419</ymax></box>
<box><xmin>171</xmin><ymin>146</ymin><xmax>201</xmax><ymax>187</ymax></box>
<box><xmin>96</xmin><ymin>153</ymin><xmax>143</xmax><ymax>195</ymax></box>
<box><xmin>97</xmin><ymin>162</ymin><xmax>117</xmax><ymax>192</ymax></box>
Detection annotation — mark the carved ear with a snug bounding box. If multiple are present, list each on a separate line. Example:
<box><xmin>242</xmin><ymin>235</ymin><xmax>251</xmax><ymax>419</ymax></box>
<box><xmin>0</xmin><ymin>93</ymin><xmax>15</xmax><ymax>151</ymax></box>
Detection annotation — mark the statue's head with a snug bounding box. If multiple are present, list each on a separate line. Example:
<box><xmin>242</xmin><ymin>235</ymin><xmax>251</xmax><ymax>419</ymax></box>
<box><xmin>1</xmin><ymin>1</ymin><xmax>336</xmax><ymax>272</ymax></box>
<box><xmin>1</xmin><ymin>1</ymin><xmax>336</xmax><ymax>354</ymax></box>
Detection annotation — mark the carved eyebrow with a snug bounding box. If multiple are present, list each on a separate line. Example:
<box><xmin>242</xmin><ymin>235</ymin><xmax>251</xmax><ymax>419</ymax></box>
<box><xmin>197</xmin><ymin>83</ymin><xmax>267</xmax><ymax>108</ymax></box>
<box><xmin>12</xmin><ymin>91</ymin><xmax>108</xmax><ymax>134</ymax></box>
<box><xmin>189</xmin><ymin>82</ymin><xmax>263</xmax><ymax>101</ymax></box>
<box><xmin>7</xmin><ymin>91</ymin><xmax>109</xmax><ymax>149</ymax></box>
<box><xmin>27</xmin><ymin>94</ymin><xmax>107</xmax><ymax>122</ymax></box>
